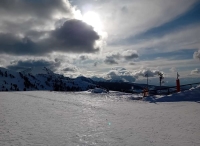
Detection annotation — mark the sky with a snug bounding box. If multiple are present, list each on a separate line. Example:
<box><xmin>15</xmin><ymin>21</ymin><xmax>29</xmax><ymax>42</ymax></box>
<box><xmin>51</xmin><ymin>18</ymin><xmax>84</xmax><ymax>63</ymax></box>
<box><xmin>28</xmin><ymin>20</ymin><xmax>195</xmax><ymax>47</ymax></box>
<box><xmin>0</xmin><ymin>0</ymin><xmax>200</xmax><ymax>86</ymax></box>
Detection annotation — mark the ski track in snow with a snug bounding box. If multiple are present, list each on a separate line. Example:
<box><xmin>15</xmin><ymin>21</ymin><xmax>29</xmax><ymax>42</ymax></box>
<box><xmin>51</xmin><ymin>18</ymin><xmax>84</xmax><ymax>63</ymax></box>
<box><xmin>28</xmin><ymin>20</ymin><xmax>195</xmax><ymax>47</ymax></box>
<box><xmin>0</xmin><ymin>91</ymin><xmax>200</xmax><ymax>146</ymax></box>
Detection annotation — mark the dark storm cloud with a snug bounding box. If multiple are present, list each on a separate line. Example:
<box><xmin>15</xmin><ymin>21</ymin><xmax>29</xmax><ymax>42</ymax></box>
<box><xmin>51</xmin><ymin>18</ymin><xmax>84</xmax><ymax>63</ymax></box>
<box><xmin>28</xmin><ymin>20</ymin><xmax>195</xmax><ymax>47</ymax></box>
<box><xmin>49</xmin><ymin>19</ymin><xmax>100</xmax><ymax>53</ymax></box>
<box><xmin>0</xmin><ymin>0</ymin><xmax>70</xmax><ymax>19</ymax></box>
<box><xmin>0</xmin><ymin>33</ymin><xmax>41</xmax><ymax>55</ymax></box>
<box><xmin>0</xmin><ymin>0</ymin><xmax>101</xmax><ymax>55</ymax></box>
<box><xmin>7</xmin><ymin>59</ymin><xmax>61</xmax><ymax>71</ymax></box>
<box><xmin>0</xmin><ymin>0</ymin><xmax>71</xmax><ymax>40</ymax></box>
<box><xmin>0</xmin><ymin>19</ymin><xmax>100</xmax><ymax>55</ymax></box>
<box><xmin>26</xmin><ymin>30</ymin><xmax>48</xmax><ymax>40</ymax></box>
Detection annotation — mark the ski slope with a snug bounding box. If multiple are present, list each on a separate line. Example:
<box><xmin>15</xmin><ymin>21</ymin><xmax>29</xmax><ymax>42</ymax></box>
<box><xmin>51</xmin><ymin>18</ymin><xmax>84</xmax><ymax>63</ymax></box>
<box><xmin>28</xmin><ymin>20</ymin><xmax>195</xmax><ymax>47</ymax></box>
<box><xmin>0</xmin><ymin>88</ymin><xmax>200</xmax><ymax>146</ymax></box>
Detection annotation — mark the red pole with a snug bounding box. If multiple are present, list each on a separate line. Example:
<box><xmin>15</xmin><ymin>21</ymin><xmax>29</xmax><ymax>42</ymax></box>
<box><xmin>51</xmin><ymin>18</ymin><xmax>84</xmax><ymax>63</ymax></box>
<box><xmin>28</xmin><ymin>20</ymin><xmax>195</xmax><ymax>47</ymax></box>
<box><xmin>176</xmin><ymin>79</ymin><xmax>180</xmax><ymax>92</ymax></box>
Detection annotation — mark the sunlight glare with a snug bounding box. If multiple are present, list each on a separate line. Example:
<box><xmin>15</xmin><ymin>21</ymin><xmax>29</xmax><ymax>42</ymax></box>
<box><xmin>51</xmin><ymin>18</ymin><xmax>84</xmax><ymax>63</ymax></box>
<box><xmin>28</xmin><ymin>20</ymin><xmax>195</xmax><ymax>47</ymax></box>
<box><xmin>83</xmin><ymin>11</ymin><xmax>103</xmax><ymax>32</ymax></box>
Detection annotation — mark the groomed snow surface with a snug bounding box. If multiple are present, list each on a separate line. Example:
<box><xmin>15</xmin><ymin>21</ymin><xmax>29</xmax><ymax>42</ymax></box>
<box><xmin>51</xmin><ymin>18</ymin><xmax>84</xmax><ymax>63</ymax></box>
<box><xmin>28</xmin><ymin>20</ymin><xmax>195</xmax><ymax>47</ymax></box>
<box><xmin>0</xmin><ymin>86</ymin><xmax>200</xmax><ymax>146</ymax></box>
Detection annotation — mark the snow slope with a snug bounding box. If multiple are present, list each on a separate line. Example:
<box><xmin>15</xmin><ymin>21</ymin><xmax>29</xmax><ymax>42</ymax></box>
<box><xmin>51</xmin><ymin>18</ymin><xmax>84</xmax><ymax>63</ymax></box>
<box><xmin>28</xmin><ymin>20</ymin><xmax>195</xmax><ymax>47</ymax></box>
<box><xmin>0</xmin><ymin>89</ymin><xmax>200</xmax><ymax>146</ymax></box>
<box><xmin>144</xmin><ymin>85</ymin><xmax>200</xmax><ymax>102</ymax></box>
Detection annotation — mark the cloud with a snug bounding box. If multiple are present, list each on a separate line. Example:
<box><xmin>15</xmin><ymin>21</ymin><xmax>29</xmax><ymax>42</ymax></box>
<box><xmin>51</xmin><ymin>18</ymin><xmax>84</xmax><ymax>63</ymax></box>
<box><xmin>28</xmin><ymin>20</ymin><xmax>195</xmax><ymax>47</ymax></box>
<box><xmin>0</xmin><ymin>0</ymin><xmax>104</xmax><ymax>56</ymax></box>
<box><xmin>63</xmin><ymin>67</ymin><xmax>78</xmax><ymax>72</ymax></box>
<box><xmin>114</xmin><ymin>23</ymin><xmax>200</xmax><ymax>53</ymax></box>
<box><xmin>191</xmin><ymin>68</ymin><xmax>199</xmax><ymax>75</ymax></box>
<box><xmin>0</xmin><ymin>0</ymin><xmax>198</xmax><ymax>83</ymax></box>
<box><xmin>49</xmin><ymin>19</ymin><xmax>100</xmax><ymax>53</ymax></box>
<box><xmin>104</xmin><ymin>57</ymin><xmax>119</xmax><ymax>65</ymax></box>
<box><xmin>0</xmin><ymin>0</ymin><xmax>72</xmax><ymax>36</ymax></box>
<box><xmin>193</xmin><ymin>50</ymin><xmax>200</xmax><ymax>60</ymax></box>
<box><xmin>134</xmin><ymin>1</ymin><xmax>200</xmax><ymax>40</ymax></box>
<box><xmin>79</xmin><ymin>55</ymin><xmax>89</xmax><ymax>61</ymax></box>
<box><xmin>106</xmin><ymin>53</ymin><xmax>121</xmax><ymax>59</ymax></box>
<box><xmin>104</xmin><ymin>50</ymin><xmax>138</xmax><ymax>65</ymax></box>
<box><xmin>105</xmin><ymin>67</ymin><xmax>136</xmax><ymax>82</ymax></box>
<box><xmin>0</xmin><ymin>19</ymin><xmax>101</xmax><ymax>55</ymax></box>
<box><xmin>104</xmin><ymin>52</ymin><xmax>120</xmax><ymax>64</ymax></box>
<box><xmin>0</xmin><ymin>0</ymin><xmax>71</xmax><ymax>18</ymax></box>
<box><xmin>6</xmin><ymin>59</ymin><xmax>60</xmax><ymax>72</ymax></box>
<box><xmin>170</xmin><ymin>67</ymin><xmax>177</xmax><ymax>72</ymax></box>
<box><xmin>133</xmin><ymin>69</ymin><xmax>162</xmax><ymax>78</ymax></box>
<box><xmin>92</xmin><ymin>67</ymin><xmax>162</xmax><ymax>83</ymax></box>
<box><xmin>93</xmin><ymin>62</ymin><xmax>98</xmax><ymax>67</ymax></box>
<box><xmin>86</xmin><ymin>0</ymin><xmax>198</xmax><ymax>41</ymax></box>
<box><xmin>129</xmin><ymin>62</ymin><xmax>135</xmax><ymax>65</ymax></box>
<box><xmin>122</xmin><ymin>50</ymin><xmax>139</xmax><ymax>60</ymax></box>
<box><xmin>0</xmin><ymin>33</ymin><xmax>41</xmax><ymax>55</ymax></box>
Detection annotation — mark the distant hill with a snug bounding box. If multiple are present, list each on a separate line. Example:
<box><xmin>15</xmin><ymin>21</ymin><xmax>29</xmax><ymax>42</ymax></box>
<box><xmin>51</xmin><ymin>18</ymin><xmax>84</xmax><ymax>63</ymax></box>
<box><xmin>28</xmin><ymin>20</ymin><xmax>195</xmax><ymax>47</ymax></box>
<box><xmin>95</xmin><ymin>81</ymin><xmax>159</xmax><ymax>93</ymax></box>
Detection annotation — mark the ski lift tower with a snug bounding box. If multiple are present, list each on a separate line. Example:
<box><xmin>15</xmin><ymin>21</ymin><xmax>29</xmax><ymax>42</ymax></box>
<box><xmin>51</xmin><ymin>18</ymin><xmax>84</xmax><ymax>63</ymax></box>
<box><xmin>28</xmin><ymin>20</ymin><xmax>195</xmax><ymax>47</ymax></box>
<box><xmin>158</xmin><ymin>72</ymin><xmax>164</xmax><ymax>87</ymax></box>
<box><xmin>176</xmin><ymin>72</ymin><xmax>180</xmax><ymax>92</ymax></box>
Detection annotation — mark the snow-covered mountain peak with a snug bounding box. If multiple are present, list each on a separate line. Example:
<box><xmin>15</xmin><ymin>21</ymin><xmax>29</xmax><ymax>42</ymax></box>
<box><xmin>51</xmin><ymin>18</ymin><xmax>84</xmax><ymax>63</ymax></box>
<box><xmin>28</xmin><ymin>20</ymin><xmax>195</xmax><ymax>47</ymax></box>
<box><xmin>0</xmin><ymin>67</ymin><xmax>96</xmax><ymax>91</ymax></box>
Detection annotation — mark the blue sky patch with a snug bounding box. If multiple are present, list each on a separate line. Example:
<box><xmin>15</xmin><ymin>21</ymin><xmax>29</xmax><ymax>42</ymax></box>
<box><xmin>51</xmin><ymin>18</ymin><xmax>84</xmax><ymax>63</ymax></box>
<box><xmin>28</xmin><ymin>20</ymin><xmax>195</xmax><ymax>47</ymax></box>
<box><xmin>135</xmin><ymin>1</ymin><xmax>200</xmax><ymax>39</ymax></box>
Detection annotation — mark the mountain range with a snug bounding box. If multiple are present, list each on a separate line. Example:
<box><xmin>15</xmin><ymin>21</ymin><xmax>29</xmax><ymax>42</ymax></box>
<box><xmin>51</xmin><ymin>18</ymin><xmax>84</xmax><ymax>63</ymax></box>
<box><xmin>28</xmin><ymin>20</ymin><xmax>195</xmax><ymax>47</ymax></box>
<box><xmin>0</xmin><ymin>67</ymin><xmax>156</xmax><ymax>92</ymax></box>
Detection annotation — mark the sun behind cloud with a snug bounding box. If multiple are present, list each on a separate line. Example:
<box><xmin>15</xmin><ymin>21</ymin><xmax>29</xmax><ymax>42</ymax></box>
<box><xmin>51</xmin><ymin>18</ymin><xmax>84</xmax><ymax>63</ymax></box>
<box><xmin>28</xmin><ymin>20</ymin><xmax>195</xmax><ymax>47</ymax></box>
<box><xmin>83</xmin><ymin>11</ymin><xmax>103</xmax><ymax>33</ymax></box>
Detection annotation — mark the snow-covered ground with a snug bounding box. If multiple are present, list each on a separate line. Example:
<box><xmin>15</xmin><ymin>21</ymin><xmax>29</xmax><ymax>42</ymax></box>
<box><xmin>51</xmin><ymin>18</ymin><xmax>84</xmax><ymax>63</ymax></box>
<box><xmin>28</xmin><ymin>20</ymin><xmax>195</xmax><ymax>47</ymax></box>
<box><xmin>0</xmin><ymin>87</ymin><xmax>200</xmax><ymax>146</ymax></box>
<box><xmin>144</xmin><ymin>85</ymin><xmax>200</xmax><ymax>102</ymax></box>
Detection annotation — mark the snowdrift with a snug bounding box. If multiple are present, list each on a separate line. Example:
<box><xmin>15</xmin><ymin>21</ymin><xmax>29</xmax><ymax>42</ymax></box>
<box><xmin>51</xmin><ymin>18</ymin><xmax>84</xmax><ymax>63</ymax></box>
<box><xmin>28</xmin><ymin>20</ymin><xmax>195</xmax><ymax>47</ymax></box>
<box><xmin>144</xmin><ymin>85</ymin><xmax>200</xmax><ymax>102</ymax></box>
